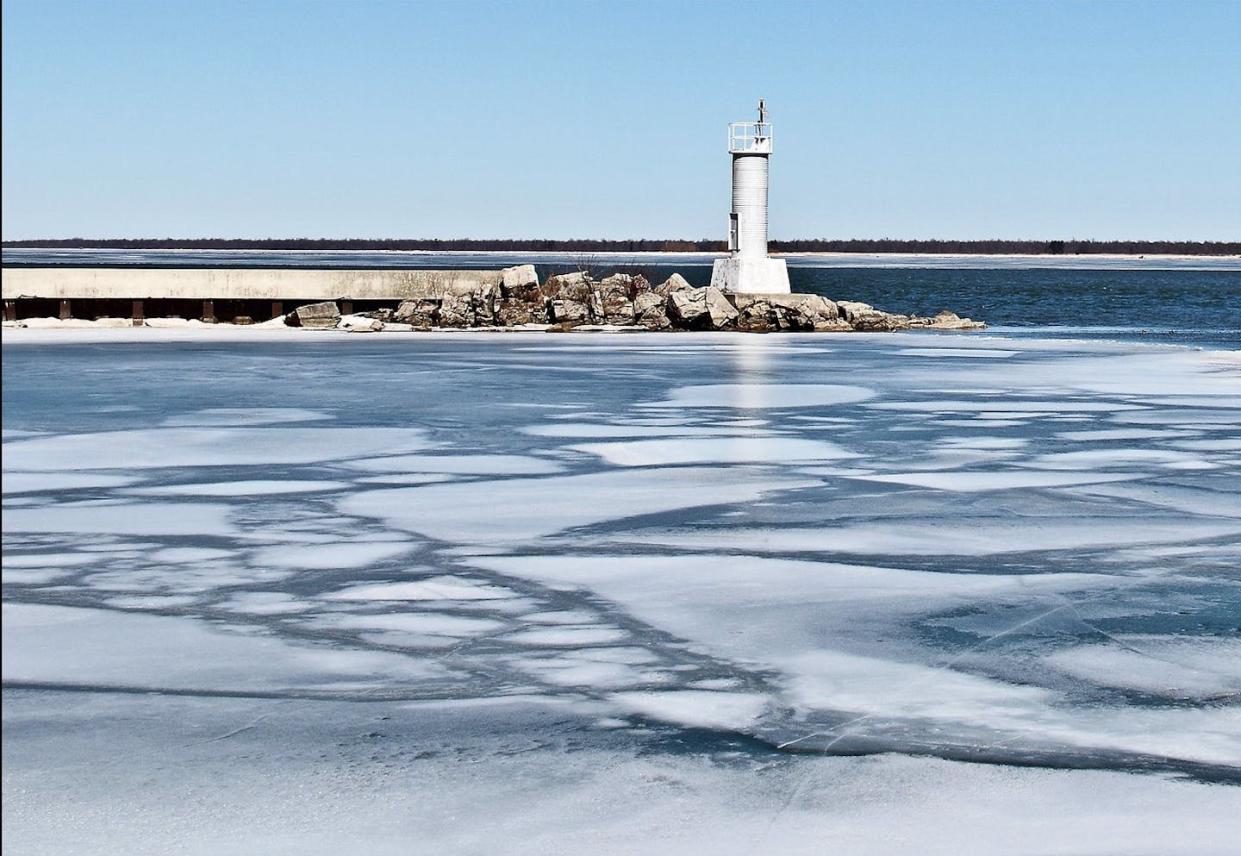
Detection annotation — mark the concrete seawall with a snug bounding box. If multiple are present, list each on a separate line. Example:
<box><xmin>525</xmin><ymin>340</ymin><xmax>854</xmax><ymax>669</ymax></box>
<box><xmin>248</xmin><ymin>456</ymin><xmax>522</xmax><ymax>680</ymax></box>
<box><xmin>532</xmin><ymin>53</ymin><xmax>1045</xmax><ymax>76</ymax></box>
<box><xmin>1</xmin><ymin>267</ymin><xmax>505</xmax><ymax>323</ymax></box>
<box><xmin>1</xmin><ymin>267</ymin><xmax>502</xmax><ymax>300</ymax></box>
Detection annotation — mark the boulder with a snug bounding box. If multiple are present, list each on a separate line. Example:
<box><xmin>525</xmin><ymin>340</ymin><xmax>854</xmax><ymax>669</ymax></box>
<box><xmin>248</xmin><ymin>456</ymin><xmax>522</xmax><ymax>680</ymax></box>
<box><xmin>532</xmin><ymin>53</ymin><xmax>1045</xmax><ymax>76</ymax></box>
<box><xmin>594</xmin><ymin>274</ymin><xmax>636</xmax><ymax>325</ymax></box>
<box><xmin>667</xmin><ymin>287</ymin><xmax>709</xmax><ymax>328</ymax></box>
<box><xmin>633</xmin><ymin>291</ymin><xmax>672</xmax><ymax>330</ymax></box>
<box><xmin>289</xmin><ymin>301</ymin><xmax>340</xmax><ymax>329</ymax></box>
<box><xmin>549</xmin><ymin>299</ymin><xmax>590</xmax><ymax>325</ymax></box>
<box><xmin>704</xmin><ymin>286</ymin><xmax>738</xmax><ymax>329</ymax></box>
<box><xmin>850</xmin><ymin>311</ymin><xmax>911</xmax><ymax>332</ymax></box>
<box><xmin>497</xmin><ymin>298</ymin><xmax>547</xmax><ymax>326</ymax></box>
<box><xmin>393</xmin><ymin>298</ymin><xmax>439</xmax><ymax>326</ymax></box>
<box><xmin>923</xmin><ymin>309</ymin><xmax>985</xmax><ymax>330</ymax></box>
<box><xmin>655</xmin><ymin>273</ymin><xmax>694</xmax><ymax>296</ymax></box>
<box><xmin>835</xmin><ymin>300</ymin><xmax>874</xmax><ymax>322</ymax></box>
<box><xmin>836</xmin><ymin>300</ymin><xmax>910</xmax><ymax>331</ymax></box>
<box><xmin>545</xmin><ymin>270</ymin><xmax>590</xmax><ymax>294</ymax></box>
<box><xmin>471</xmin><ymin>283</ymin><xmax>499</xmax><ymax>326</ymax></box>
<box><xmin>437</xmin><ymin>292</ymin><xmax>474</xmax><ymax>328</ymax></box>
<box><xmin>500</xmin><ymin>264</ymin><xmax>540</xmax><ymax>299</ymax></box>
<box><xmin>735</xmin><ymin>298</ymin><xmax>780</xmax><ymax>333</ymax></box>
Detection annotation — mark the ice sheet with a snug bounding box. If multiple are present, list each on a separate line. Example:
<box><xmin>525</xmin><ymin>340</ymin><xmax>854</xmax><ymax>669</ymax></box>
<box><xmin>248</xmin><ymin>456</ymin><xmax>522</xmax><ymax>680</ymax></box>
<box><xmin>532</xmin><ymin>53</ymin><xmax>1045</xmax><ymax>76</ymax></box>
<box><xmin>4</xmin><ymin>330</ymin><xmax>1239</xmax><ymax>852</ymax></box>
<box><xmin>341</xmin><ymin>468</ymin><xmax>819</xmax><ymax>544</ymax></box>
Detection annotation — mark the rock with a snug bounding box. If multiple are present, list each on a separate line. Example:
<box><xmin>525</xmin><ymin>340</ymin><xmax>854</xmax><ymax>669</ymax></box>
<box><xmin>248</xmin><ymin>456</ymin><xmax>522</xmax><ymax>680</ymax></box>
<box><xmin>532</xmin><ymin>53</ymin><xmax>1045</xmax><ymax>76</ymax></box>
<box><xmin>289</xmin><ymin>301</ymin><xmax>340</xmax><ymax>329</ymax></box>
<box><xmin>850</xmin><ymin>311</ymin><xmax>911</xmax><ymax>332</ymax></box>
<box><xmin>922</xmin><ymin>309</ymin><xmax>986</xmax><ymax>330</ymax></box>
<box><xmin>497</xmin><ymin>298</ymin><xmax>547</xmax><ymax>326</ymax></box>
<box><xmin>735</xmin><ymin>298</ymin><xmax>780</xmax><ymax>333</ymax></box>
<box><xmin>667</xmin><ymin>287</ymin><xmax>709</xmax><ymax>328</ymax></box>
<box><xmin>655</xmin><ymin>273</ymin><xmax>693</xmax><ymax>296</ymax></box>
<box><xmin>633</xmin><ymin>292</ymin><xmax>671</xmax><ymax>330</ymax></box>
<box><xmin>360</xmin><ymin>308</ymin><xmax>394</xmax><ymax>322</ymax></box>
<box><xmin>500</xmin><ymin>264</ymin><xmax>540</xmax><ymax>299</ymax></box>
<box><xmin>704</xmin><ymin>286</ymin><xmax>738</xmax><ymax>329</ymax></box>
<box><xmin>549</xmin><ymin>299</ymin><xmax>589</xmax><ymax>325</ymax></box>
<box><xmin>545</xmin><ymin>271</ymin><xmax>590</xmax><ymax>296</ymax></box>
<box><xmin>393</xmin><ymin>298</ymin><xmax>439</xmax><ymax>326</ymax></box>
<box><xmin>437</xmin><ymin>292</ymin><xmax>474</xmax><ymax>328</ymax></box>
<box><xmin>471</xmin><ymin>283</ymin><xmax>499</xmax><ymax>326</ymax></box>
<box><xmin>733</xmin><ymin>293</ymin><xmax>848</xmax><ymax>333</ymax></box>
<box><xmin>835</xmin><ymin>300</ymin><xmax>874</xmax><ymax>322</ymax></box>
<box><xmin>381</xmin><ymin>322</ymin><xmax>415</xmax><ymax>332</ymax></box>
<box><xmin>836</xmin><ymin>299</ymin><xmax>910</xmax><ymax>331</ymax></box>
<box><xmin>594</xmin><ymin>274</ymin><xmax>636</xmax><ymax>325</ymax></box>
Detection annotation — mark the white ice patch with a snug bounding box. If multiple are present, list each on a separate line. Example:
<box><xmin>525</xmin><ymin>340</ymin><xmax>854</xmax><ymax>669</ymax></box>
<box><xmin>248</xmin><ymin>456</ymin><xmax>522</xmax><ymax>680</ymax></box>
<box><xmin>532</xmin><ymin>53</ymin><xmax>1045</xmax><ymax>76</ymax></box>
<box><xmin>354</xmin><ymin>474</ymin><xmax>457</xmax><ymax>486</ymax></box>
<box><xmin>221</xmin><ymin>592</ymin><xmax>312</xmax><ymax>615</ymax></box>
<box><xmin>610</xmin><ymin>690</ymin><xmax>769</xmax><ymax>731</ymax></box>
<box><xmin>3</xmin><ymin>427</ymin><xmax>426</xmax><ymax>471</ymax></box>
<box><xmin>344</xmin><ymin>454</ymin><xmax>563</xmax><ymax>475</ymax></box>
<box><xmin>570</xmin><ymin>437</ymin><xmax>857</xmax><ymax>467</ymax></box>
<box><xmin>850</xmin><ymin>470</ymin><xmax>1147</xmax><ymax>492</ymax></box>
<box><xmin>616</xmin><ymin>518</ymin><xmax>1241</xmax><ymax>556</ymax></box>
<box><xmin>512</xmin><ymin>656</ymin><xmax>651</xmax><ymax>689</ymax></box>
<box><xmin>1</xmin><ymin>472</ymin><xmax>139</xmax><ymax>494</ymax></box>
<box><xmin>1</xmin><ymin>603</ymin><xmax>448</xmax><ymax>691</ymax></box>
<box><xmin>2</xmin><ymin>502</ymin><xmax>236</xmax><ymax>536</ymax></box>
<box><xmin>1057</xmin><ymin>428</ymin><xmax>1198</xmax><ymax>442</ymax></box>
<box><xmin>309</xmin><ymin>612</ymin><xmax>505</xmax><ymax>637</ymax></box>
<box><xmin>1064</xmin><ymin>483</ymin><xmax>1241</xmax><ymax>518</ymax></box>
<box><xmin>895</xmin><ymin>348</ymin><xmax>1018</xmax><ymax>358</ymax></box>
<box><xmin>340</xmin><ymin>468</ymin><xmax>819</xmax><ymax>545</ymax></box>
<box><xmin>162</xmin><ymin>408</ymin><xmax>332</xmax><ymax>427</ymax></box>
<box><xmin>778</xmin><ymin>650</ymin><xmax>1050</xmax><ymax>720</ymax></box>
<box><xmin>872</xmin><ymin>400</ymin><xmax>1143</xmax><ymax>413</ymax></box>
<box><xmin>1029</xmin><ymin>449</ymin><xmax>1209</xmax><ymax>469</ymax></box>
<box><xmin>1045</xmin><ymin>637</ymin><xmax>1241</xmax><ymax>700</ymax></box>
<box><xmin>522</xmin><ymin>423</ymin><xmax>774</xmax><ymax>439</ymax></box>
<box><xmin>653</xmin><ymin>384</ymin><xmax>875</xmax><ymax>409</ymax></box>
<box><xmin>2</xmin><ymin>552</ymin><xmax>99</xmax><ymax>569</ymax></box>
<box><xmin>324</xmin><ymin>577</ymin><xmax>514</xmax><ymax>602</ymax></box>
<box><xmin>128</xmin><ymin>480</ymin><xmax>351</xmax><ymax>496</ymax></box>
<box><xmin>505</xmin><ymin>626</ymin><xmax>630</xmax><ymax>646</ymax></box>
<box><xmin>149</xmin><ymin>547</ymin><xmax>235</xmax><ymax>563</ymax></box>
<box><xmin>251</xmin><ymin>541</ymin><xmax>410</xmax><ymax>570</ymax></box>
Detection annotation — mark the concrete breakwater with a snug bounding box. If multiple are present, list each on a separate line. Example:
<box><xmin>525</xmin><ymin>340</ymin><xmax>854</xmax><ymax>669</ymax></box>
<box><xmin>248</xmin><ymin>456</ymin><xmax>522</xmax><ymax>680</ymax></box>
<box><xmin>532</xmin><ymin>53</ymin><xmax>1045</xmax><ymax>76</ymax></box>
<box><xmin>0</xmin><ymin>264</ymin><xmax>983</xmax><ymax>332</ymax></box>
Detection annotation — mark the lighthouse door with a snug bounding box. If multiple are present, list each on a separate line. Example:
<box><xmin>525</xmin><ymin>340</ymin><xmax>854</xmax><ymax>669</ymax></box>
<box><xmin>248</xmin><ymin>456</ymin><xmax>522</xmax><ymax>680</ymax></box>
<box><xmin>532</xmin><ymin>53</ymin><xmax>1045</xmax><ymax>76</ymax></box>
<box><xmin>728</xmin><ymin>213</ymin><xmax>739</xmax><ymax>253</ymax></box>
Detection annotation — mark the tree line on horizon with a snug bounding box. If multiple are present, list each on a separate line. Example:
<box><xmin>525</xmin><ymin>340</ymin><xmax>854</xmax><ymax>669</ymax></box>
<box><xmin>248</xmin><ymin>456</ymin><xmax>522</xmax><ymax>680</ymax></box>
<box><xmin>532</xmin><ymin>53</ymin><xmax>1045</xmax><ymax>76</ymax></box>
<box><xmin>2</xmin><ymin>238</ymin><xmax>1238</xmax><ymax>255</ymax></box>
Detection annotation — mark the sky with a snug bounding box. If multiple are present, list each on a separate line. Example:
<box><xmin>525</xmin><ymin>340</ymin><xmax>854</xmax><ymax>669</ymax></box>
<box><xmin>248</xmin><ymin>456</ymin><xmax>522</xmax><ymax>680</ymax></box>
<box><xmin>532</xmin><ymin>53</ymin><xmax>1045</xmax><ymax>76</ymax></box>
<box><xmin>2</xmin><ymin>0</ymin><xmax>1239</xmax><ymax>241</ymax></box>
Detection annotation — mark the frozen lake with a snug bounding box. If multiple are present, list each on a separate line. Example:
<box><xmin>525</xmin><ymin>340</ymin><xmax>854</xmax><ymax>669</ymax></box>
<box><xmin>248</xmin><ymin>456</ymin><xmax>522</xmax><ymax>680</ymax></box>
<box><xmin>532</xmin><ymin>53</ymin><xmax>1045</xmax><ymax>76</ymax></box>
<box><xmin>3</xmin><ymin>330</ymin><xmax>1240</xmax><ymax>853</ymax></box>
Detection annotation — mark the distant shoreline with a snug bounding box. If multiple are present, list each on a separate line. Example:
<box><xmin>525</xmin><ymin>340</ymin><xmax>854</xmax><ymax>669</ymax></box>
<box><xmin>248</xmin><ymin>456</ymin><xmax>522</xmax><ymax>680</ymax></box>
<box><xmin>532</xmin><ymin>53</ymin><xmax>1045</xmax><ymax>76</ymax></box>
<box><xmin>3</xmin><ymin>239</ymin><xmax>1239</xmax><ymax>257</ymax></box>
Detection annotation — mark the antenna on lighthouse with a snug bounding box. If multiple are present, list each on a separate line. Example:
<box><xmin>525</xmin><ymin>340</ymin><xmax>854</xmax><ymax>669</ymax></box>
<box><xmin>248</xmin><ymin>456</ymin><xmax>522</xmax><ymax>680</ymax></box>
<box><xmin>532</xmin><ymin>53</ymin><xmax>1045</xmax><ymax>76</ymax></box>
<box><xmin>710</xmin><ymin>101</ymin><xmax>792</xmax><ymax>295</ymax></box>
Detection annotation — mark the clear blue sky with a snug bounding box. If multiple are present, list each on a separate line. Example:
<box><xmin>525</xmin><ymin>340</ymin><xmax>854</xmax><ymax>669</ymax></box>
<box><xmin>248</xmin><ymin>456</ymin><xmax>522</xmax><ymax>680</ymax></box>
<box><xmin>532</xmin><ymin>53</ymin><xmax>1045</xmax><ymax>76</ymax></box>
<box><xmin>3</xmin><ymin>0</ymin><xmax>1239</xmax><ymax>241</ymax></box>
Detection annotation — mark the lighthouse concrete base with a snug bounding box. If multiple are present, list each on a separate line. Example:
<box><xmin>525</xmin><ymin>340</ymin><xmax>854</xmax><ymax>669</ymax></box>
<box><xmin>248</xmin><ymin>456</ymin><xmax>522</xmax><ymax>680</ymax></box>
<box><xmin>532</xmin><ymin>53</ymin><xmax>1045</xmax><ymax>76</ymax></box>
<box><xmin>710</xmin><ymin>256</ymin><xmax>791</xmax><ymax>295</ymax></box>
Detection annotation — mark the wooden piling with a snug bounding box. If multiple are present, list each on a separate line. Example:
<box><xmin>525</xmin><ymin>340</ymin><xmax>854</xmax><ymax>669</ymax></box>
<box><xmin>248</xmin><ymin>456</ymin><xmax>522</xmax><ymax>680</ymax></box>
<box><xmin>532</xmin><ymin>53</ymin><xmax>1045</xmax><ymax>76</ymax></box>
<box><xmin>132</xmin><ymin>299</ymin><xmax>144</xmax><ymax>327</ymax></box>
<box><xmin>59</xmin><ymin>299</ymin><xmax>71</xmax><ymax>320</ymax></box>
<box><xmin>271</xmin><ymin>301</ymin><xmax>284</xmax><ymax>320</ymax></box>
<box><xmin>202</xmin><ymin>299</ymin><xmax>216</xmax><ymax>323</ymax></box>
<box><xmin>3</xmin><ymin>300</ymin><xmax>14</xmax><ymax>322</ymax></box>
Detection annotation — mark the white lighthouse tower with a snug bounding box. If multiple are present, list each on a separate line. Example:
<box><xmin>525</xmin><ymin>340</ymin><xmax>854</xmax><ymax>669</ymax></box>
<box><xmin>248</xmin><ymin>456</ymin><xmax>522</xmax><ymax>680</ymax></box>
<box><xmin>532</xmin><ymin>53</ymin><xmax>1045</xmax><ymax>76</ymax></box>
<box><xmin>710</xmin><ymin>99</ymin><xmax>791</xmax><ymax>295</ymax></box>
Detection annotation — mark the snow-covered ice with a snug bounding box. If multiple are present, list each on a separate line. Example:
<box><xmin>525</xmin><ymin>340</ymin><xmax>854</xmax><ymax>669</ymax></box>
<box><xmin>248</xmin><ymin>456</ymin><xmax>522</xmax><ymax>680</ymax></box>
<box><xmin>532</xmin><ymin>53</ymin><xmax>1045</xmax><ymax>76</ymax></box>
<box><xmin>3</xmin><ymin>330</ymin><xmax>1239</xmax><ymax>854</ymax></box>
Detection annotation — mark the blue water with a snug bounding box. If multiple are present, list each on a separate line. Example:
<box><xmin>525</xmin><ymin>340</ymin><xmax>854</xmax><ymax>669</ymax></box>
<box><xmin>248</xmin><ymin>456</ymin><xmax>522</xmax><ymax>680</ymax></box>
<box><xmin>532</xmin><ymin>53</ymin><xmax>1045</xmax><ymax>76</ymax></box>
<box><xmin>4</xmin><ymin>248</ymin><xmax>1239</xmax><ymax>348</ymax></box>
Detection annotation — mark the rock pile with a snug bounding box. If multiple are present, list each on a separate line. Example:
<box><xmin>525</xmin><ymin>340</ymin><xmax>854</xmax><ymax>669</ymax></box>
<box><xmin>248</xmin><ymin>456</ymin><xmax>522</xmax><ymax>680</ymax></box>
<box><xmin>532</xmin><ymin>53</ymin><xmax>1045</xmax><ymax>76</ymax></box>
<box><xmin>285</xmin><ymin>264</ymin><xmax>984</xmax><ymax>333</ymax></box>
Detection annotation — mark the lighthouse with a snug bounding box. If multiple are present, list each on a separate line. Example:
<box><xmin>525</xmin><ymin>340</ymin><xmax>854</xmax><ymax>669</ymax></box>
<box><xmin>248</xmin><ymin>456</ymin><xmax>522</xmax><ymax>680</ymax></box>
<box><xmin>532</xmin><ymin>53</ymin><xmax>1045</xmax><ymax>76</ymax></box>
<box><xmin>710</xmin><ymin>99</ymin><xmax>791</xmax><ymax>295</ymax></box>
